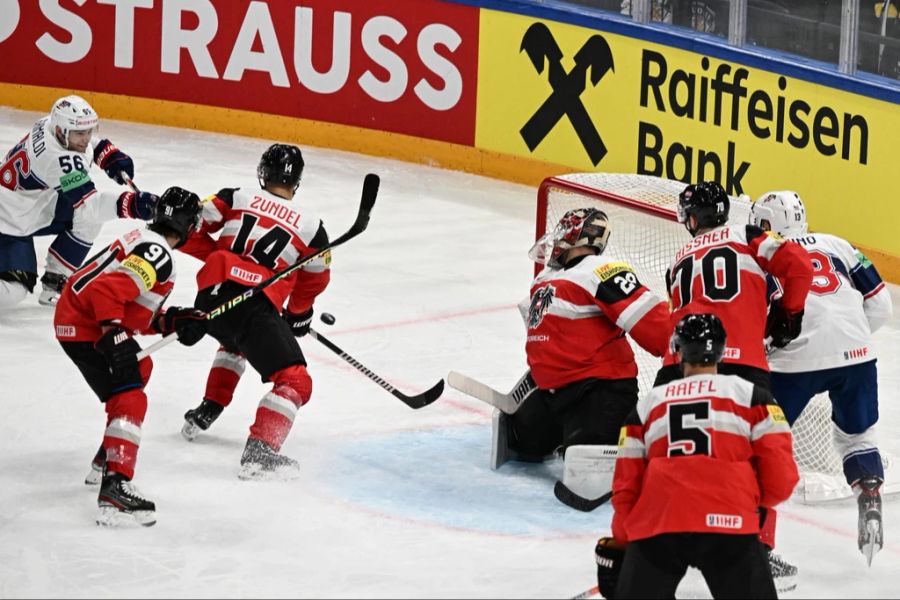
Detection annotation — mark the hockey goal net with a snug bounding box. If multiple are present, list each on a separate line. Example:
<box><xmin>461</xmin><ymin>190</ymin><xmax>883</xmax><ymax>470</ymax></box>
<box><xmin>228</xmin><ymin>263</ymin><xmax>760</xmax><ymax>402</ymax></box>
<box><xmin>536</xmin><ymin>173</ymin><xmax>860</xmax><ymax>503</ymax></box>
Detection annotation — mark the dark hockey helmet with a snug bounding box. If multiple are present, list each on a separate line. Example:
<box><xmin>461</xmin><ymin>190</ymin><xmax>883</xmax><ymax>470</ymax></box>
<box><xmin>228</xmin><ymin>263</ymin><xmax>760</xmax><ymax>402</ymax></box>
<box><xmin>149</xmin><ymin>186</ymin><xmax>202</xmax><ymax>248</ymax></box>
<box><xmin>677</xmin><ymin>181</ymin><xmax>729</xmax><ymax>236</ymax></box>
<box><xmin>671</xmin><ymin>313</ymin><xmax>727</xmax><ymax>365</ymax></box>
<box><xmin>528</xmin><ymin>208</ymin><xmax>611</xmax><ymax>269</ymax></box>
<box><xmin>257</xmin><ymin>143</ymin><xmax>304</xmax><ymax>192</ymax></box>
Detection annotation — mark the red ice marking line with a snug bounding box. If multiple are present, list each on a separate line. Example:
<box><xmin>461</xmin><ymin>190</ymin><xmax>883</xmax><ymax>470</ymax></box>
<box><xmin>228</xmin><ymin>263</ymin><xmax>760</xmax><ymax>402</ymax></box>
<box><xmin>779</xmin><ymin>506</ymin><xmax>900</xmax><ymax>557</ymax></box>
<box><xmin>327</xmin><ymin>303</ymin><xmax>515</xmax><ymax>335</ymax></box>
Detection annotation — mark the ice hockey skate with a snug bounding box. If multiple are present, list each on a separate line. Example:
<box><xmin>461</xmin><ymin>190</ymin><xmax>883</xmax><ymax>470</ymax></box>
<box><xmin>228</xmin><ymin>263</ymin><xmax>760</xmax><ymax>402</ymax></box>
<box><xmin>182</xmin><ymin>399</ymin><xmax>225</xmax><ymax>441</ymax></box>
<box><xmin>37</xmin><ymin>272</ymin><xmax>67</xmax><ymax>306</ymax></box>
<box><xmin>96</xmin><ymin>473</ymin><xmax>156</xmax><ymax>527</ymax></box>
<box><xmin>238</xmin><ymin>438</ymin><xmax>300</xmax><ymax>480</ymax></box>
<box><xmin>768</xmin><ymin>550</ymin><xmax>798</xmax><ymax>593</ymax></box>
<box><xmin>857</xmin><ymin>477</ymin><xmax>883</xmax><ymax>566</ymax></box>
<box><xmin>84</xmin><ymin>446</ymin><xmax>105</xmax><ymax>485</ymax></box>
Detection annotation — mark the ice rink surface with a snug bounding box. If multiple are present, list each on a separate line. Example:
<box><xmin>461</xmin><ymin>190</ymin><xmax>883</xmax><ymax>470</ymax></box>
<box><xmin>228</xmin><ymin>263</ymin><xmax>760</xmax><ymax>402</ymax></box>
<box><xmin>0</xmin><ymin>107</ymin><xmax>897</xmax><ymax>598</ymax></box>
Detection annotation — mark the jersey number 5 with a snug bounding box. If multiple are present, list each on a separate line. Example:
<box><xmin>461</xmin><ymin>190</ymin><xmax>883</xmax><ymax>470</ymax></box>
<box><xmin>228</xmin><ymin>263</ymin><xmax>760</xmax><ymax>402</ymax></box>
<box><xmin>667</xmin><ymin>401</ymin><xmax>712</xmax><ymax>457</ymax></box>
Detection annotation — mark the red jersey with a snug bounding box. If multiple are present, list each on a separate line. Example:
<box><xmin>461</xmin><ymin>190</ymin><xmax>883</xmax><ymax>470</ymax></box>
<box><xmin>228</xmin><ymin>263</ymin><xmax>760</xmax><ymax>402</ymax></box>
<box><xmin>521</xmin><ymin>254</ymin><xmax>670</xmax><ymax>390</ymax></box>
<box><xmin>179</xmin><ymin>187</ymin><xmax>330</xmax><ymax>313</ymax></box>
<box><xmin>611</xmin><ymin>373</ymin><xmax>799</xmax><ymax>543</ymax></box>
<box><xmin>664</xmin><ymin>224</ymin><xmax>813</xmax><ymax>370</ymax></box>
<box><xmin>54</xmin><ymin>228</ymin><xmax>176</xmax><ymax>342</ymax></box>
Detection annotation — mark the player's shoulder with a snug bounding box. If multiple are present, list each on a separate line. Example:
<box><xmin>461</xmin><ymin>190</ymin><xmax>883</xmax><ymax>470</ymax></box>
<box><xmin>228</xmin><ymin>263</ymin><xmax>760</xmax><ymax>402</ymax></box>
<box><xmin>581</xmin><ymin>254</ymin><xmax>638</xmax><ymax>277</ymax></box>
<box><xmin>121</xmin><ymin>228</ymin><xmax>176</xmax><ymax>284</ymax></box>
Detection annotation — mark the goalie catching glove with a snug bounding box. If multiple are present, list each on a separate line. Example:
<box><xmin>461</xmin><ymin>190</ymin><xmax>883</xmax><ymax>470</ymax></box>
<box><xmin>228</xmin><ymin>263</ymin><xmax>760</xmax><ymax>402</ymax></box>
<box><xmin>766</xmin><ymin>299</ymin><xmax>804</xmax><ymax>349</ymax></box>
<box><xmin>595</xmin><ymin>537</ymin><xmax>626</xmax><ymax>600</ymax></box>
<box><xmin>152</xmin><ymin>306</ymin><xmax>208</xmax><ymax>346</ymax></box>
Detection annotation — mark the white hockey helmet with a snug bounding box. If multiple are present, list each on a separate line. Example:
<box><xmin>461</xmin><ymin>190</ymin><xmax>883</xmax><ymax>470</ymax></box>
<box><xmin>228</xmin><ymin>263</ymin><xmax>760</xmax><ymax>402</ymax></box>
<box><xmin>529</xmin><ymin>208</ymin><xmax>611</xmax><ymax>269</ymax></box>
<box><xmin>50</xmin><ymin>95</ymin><xmax>99</xmax><ymax>148</ymax></box>
<box><xmin>749</xmin><ymin>190</ymin><xmax>808</xmax><ymax>237</ymax></box>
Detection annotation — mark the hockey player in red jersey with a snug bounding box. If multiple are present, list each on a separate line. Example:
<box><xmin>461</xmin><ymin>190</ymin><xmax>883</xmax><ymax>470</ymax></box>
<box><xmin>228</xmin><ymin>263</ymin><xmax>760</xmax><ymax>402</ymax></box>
<box><xmin>177</xmin><ymin>143</ymin><xmax>330</xmax><ymax>479</ymax></box>
<box><xmin>496</xmin><ymin>208</ymin><xmax>671</xmax><ymax>505</ymax></box>
<box><xmin>54</xmin><ymin>187</ymin><xmax>206</xmax><ymax>526</ymax></box>
<box><xmin>658</xmin><ymin>181</ymin><xmax>813</xmax><ymax>389</ymax></box>
<box><xmin>751</xmin><ymin>190</ymin><xmax>893</xmax><ymax>564</ymax></box>
<box><xmin>656</xmin><ymin>181</ymin><xmax>812</xmax><ymax>589</ymax></box>
<box><xmin>594</xmin><ymin>314</ymin><xmax>798</xmax><ymax>599</ymax></box>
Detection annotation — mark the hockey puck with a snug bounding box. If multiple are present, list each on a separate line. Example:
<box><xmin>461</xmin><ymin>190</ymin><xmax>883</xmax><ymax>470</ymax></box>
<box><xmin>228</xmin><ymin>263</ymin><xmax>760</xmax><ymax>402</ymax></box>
<box><xmin>320</xmin><ymin>312</ymin><xmax>336</xmax><ymax>325</ymax></box>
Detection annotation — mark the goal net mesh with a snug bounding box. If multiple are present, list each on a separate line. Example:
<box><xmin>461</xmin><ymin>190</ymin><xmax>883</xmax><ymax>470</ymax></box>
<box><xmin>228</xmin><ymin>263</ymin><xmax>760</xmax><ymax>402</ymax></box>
<box><xmin>537</xmin><ymin>173</ymin><xmax>849</xmax><ymax>501</ymax></box>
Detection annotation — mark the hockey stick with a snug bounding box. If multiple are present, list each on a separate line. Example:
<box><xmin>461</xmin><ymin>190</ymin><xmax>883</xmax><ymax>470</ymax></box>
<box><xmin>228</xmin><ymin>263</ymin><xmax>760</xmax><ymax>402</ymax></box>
<box><xmin>569</xmin><ymin>585</ymin><xmax>600</xmax><ymax>600</ymax></box>
<box><xmin>121</xmin><ymin>172</ymin><xmax>140</xmax><ymax>194</ymax></box>
<box><xmin>136</xmin><ymin>174</ymin><xmax>379</xmax><ymax>360</ymax></box>
<box><xmin>553</xmin><ymin>480</ymin><xmax>613</xmax><ymax>512</ymax></box>
<box><xmin>308</xmin><ymin>327</ymin><xmax>444</xmax><ymax>409</ymax></box>
<box><xmin>446</xmin><ymin>370</ymin><xmax>537</xmax><ymax>414</ymax></box>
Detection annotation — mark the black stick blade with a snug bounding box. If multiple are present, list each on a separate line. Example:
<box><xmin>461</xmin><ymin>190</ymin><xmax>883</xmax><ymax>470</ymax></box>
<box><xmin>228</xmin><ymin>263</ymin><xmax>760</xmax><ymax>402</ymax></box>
<box><xmin>553</xmin><ymin>481</ymin><xmax>612</xmax><ymax>512</ymax></box>
<box><xmin>396</xmin><ymin>379</ymin><xmax>444</xmax><ymax>409</ymax></box>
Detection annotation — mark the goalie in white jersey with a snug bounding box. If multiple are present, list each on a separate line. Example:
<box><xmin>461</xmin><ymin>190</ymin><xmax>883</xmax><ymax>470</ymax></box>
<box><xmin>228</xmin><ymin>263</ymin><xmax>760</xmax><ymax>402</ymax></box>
<box><xmin>750</xmin><ymin>190</ymin><xmax>893</xmax><ymax>565</ymax></box>
<box><xmin>0</xmin><ymin>95</ymin><xmax>158</xmax><ymax>307</ymax></box>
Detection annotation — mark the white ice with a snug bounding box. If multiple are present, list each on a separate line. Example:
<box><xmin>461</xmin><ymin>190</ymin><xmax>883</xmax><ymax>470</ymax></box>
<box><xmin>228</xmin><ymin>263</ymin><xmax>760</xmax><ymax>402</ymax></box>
<box><xmin>0</xmin><ymin>106</ymin><xmax>897</xmax><ymax>598</ymax></box>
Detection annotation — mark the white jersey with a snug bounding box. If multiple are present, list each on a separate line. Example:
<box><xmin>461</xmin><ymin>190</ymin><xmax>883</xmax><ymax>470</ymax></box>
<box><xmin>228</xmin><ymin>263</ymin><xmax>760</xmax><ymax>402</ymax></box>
<box><xmin>0</xmin><ymin>117</ymin><xmax>119</xmax><ymax>237</ymax></box>
<box><xmin>768</xmin><ymin>232</ymin><xmax>893</xmax><ymax>372</ymax></box>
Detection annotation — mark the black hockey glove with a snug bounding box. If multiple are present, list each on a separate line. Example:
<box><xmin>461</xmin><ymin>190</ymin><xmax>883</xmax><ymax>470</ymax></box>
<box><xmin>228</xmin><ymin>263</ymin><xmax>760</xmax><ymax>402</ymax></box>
<box><xmin>595</xmin><ymin>537</ymin><xmax>626</xmax><ymax>599</ymax></box>
<box><xmin>766</xmin><ymin>300</ymin><xmax>804</xmax><ymax>349</ymax></box>
<box><xmin>95</xmin><ymin>326</ymin><xmax>142</xmax><ymax>387</ymax></box>
<box><xmin>284</xmin><ymin>308</ymin><xmax>313</xmax><ymax>338</ymax></box>
<box><xmin>153</xmin><ymin>306</ymin><xmax>208</xmax><ymax>346</ymax></box>
<box><xmin>93</xmin><ymin>138</ymin><xmax>134</xmax><ymax>185</ymax></box>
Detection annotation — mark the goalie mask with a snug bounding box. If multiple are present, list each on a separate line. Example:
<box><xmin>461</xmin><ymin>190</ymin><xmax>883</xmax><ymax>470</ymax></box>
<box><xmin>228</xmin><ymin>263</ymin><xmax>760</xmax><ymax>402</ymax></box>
<box><xmin>677</xmin><ymin>181</ymin><xmax>729</xmax><ymax>236</ymax></box>
<box><xmin>749</xmin><ymin>190</ymin><xmax>808</xmax><ymax>238</ymax></box>
<box><xmin>529</xmin><ymin>208</ymin><xmax>611</xmax><ymax>269</ymax></box>
<box><xmin>671</xmin><ymin>313</ymin><xmax>727</xmax><ymax>365</ymax></box>
<box><xmin>50</xmin><ymin>95</ymin><xmax>99</xmax><ymax>150</ymax></box>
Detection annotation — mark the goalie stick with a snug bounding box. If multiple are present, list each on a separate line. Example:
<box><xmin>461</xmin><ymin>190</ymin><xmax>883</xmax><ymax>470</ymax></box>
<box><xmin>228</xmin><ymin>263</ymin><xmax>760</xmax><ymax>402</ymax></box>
<box><xmin>553</xmin><ymin>480</ymin><xmax>613</xmax><ymax>512</ymax></box>
<box><xmin>308</xmin><ymin>327</ymin><xmax>444</xmax><ymax>409</ymax></box>
<box><xmin>446</xmin><ymin>370</ymin><xmax>537</xmax><ymax>414</ymax></box>
<box><xmin>137</xmin><ymin>173</ymin><xmax>379</xmax><ymax>360</ymax></box>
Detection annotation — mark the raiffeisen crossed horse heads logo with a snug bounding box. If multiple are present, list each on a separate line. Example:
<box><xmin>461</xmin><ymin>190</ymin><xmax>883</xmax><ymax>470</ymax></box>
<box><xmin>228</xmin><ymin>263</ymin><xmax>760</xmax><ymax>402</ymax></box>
<box><xmin>519</xmin><ymin>22</ymin><xmax>615</xmax><ymax>166</ymax></box>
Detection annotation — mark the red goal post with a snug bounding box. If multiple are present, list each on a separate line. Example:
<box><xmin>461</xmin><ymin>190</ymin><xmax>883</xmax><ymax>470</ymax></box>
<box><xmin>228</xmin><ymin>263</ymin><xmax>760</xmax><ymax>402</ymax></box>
<box><xmin>536</xmin><ymin>173</ymin><xmax>883</xmax><ymax>503</ymax></box>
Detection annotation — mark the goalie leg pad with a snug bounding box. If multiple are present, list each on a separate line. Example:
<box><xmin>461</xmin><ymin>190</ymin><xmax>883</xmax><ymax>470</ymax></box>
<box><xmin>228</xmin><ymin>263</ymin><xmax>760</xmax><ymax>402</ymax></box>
<box><xmin>562</xmin><ymin>444</ymin><xmax>617</xmax><ymax>501</ymax></box>
<box><xmin>491</xmin><ymin>408</ymin><xmax>517</xmax><ymax>470</ymax></box>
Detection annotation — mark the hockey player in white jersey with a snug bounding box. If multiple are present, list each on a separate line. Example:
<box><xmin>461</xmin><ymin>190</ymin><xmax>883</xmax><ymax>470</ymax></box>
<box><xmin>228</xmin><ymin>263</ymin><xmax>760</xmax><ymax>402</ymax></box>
<box><xmin>0</xmin><ymin>95</ymin><xmax>158</xmax><ymax>307</ymax></box>
<box><xmin>750</xmin><ymin>190</ymin><xmax>893</xmax><ymax>565</ymax></box>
